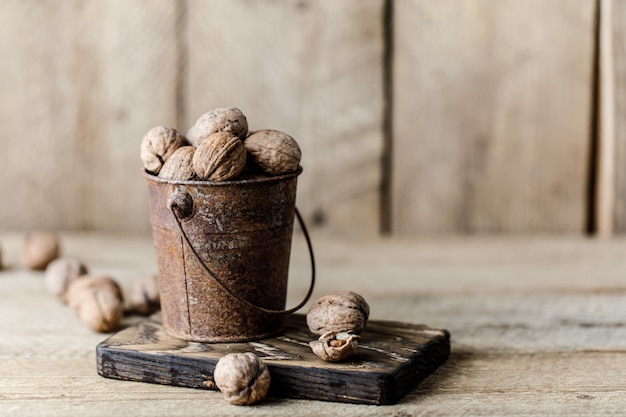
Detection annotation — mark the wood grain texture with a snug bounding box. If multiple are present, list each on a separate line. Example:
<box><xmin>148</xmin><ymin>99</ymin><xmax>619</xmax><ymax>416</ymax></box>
<box><xmin>595</xmin><ymin>0</ymin><xmax>615</xmax><ymax>237</ymax></box>
<box><xmin>97</xmin><ymin>314</ymin><xmax>450</xmax><ymax>405</ymax></box>
<box><xmin>392</xmin><ymin>0</ymin><xmax>596</xmax><ymax>235</ymax></box>
<box><xmin>184</xmin><ymin>0</ymin><xmax>385</xmax><ymax>236</ymax></box>
<box><xmin>0</xmin><ymin>0</ymin><xmax>179</xmax><ymax>233</ymax></box>
<box><xmin>0</xmin><ymin>1</ymin><xmax>608</xmax><ymax>237</ymax></box>
<box><xmin>2</xmin><ymin>232</ymin><xmax>626</xmax><ymax>415</ymax></box>
<box><xmin>612</xmin><ymin>0</ymin><xmax>626</xmax><ymax>232</ymax></box>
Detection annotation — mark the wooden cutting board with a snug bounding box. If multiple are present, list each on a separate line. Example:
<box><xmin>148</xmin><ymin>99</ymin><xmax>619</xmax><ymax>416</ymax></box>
<box><xmin>96</xmin><ymin>313</ymin><xmax>450</xmax><ymax>405</ymax></box>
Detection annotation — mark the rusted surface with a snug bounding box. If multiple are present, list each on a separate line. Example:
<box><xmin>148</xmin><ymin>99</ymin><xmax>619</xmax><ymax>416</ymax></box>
<box><xmin>144</xmin><ymin>169</ymin><xmax>301</xmax><ymax>342</ymax></box>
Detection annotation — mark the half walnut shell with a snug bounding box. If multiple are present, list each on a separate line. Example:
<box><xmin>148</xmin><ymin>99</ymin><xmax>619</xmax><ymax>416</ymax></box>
<box><xmin>309</xmin><ymin>331</ymin><xmax>360</xmax><ymax>362</ymax></box>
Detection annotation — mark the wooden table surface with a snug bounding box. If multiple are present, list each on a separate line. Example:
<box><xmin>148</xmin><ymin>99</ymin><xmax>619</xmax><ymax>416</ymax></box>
<box><xmin>1</xmin><ymin>232</ymin><xmax>625</xmax><ymax>416</ymax></box>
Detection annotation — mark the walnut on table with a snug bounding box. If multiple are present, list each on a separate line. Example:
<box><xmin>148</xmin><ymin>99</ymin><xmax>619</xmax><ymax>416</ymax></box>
<box><xmin>126</xmin><ymin>273</ymin><xmax>160</xmax><ymax>316</ymax></box>
<box><xmin>44</xmin><ymin>257</ymin><xmax>89</xmax><ymax>303</ymax></box>
<box><xmin>306</xmin><ymin>291</ymin><xmax>370</xmax><ymax>335</ymax></box>
<box><xmin>22</xmin><ymin>231</ymin><xmax>61</xmax><ymax>271</ymax></box>
<box><xmin>66</xmin><ymin>275</ymin><xmax>124</xmax><ymax>333</ymax></box>
<box><xmin>213</xmin><ymin>352</ymin><xmax>271</xmax><ymax>405</ymax></box>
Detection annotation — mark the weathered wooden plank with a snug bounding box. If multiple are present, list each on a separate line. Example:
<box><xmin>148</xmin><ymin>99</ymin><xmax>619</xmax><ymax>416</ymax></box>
<box><xmin>595</xmin><ymin>0</ymin><xmax>615</xmax><ymax>236</ymax></box>
<box><xmin>96</xmin><ymin>314</ymin><xmax>450</xmax><ymax>405</ymax></box>
<box><xmin>2</xmin><ymin>233</ymin><xmax>626</xmax><ymax>415</ymax></box>
<box><xmin>4</xmin><ymin>351</ymin><xmax>626</xmax><ymax>416</ymax></box>
<box><xmin>612</xmin><ymin>0</ymin><xmax>626</xmax><ymax>233</ymax></box>
<box><xmin>407</xmin><ymin>350</ymin><xmax>626</xmax><ymax>415</ymax></box>
<box><xmin>385</xmin><ymin>292</ymin><xmax>626</xmax><ymax>354</ymax></box>
<box><xmin>392</xmin><ymin>0</ymin><xmax>596</xmax><ymax>235</ymax></box>
<box><xmin>184</xmin><ymin>0</ymin><xmax>385</xmax><ymax>236</ymax></box>
<box><xmin>0</xmin><ymin>0</ymin><xmax>179</xmax><ymax>233</ymax></box>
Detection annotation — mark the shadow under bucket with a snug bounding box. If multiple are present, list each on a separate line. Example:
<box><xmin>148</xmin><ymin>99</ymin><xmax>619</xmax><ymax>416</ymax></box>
<box><xmin>144</xmin><ymin>167</ymin><xmax>314</xmax><ymax>343</ymax></box>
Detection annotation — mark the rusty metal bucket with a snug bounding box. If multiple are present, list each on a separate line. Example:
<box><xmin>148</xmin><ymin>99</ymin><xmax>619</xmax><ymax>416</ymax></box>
<box><xmin>144</xmin><ymin>168</ymin><xmax>315</xmax><ymax>342</ymax></box>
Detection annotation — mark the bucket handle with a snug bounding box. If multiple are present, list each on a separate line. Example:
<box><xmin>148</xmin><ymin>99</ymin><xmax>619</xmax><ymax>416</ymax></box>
<box><xmin>168</xmin><ymin>192</ymin><xmax>315</xmax><ymax>315</ymax></box>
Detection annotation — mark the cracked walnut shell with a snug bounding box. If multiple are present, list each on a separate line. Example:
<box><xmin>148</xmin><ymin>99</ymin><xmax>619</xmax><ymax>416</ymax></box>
<box><xmin>310</xmin><ymin>331</ymin><xmax>360</xmax><ymax>362</ymax></box>
<box><xmin>192</xmin><ymin>132</ymin><xmax>246</xmax><ymax>181</ymax></box>
<box><xmin>306</xmin><ymin>291</ymin><xmax>370</xmax><ymax>335</ymax></box>
<box><xmin>213</xmin><ymin>352</ymin><xmax>271</xmax><ymax>405</ymax></box>
<box><xmin>244</xmin><ymin>129</ymin><xmax>301</xmax><ymax>176</ymax></box>
<box><xmin>140</xmin><ymin>125</ymin><xmax>186</xmax><ymax>174</ymax></box>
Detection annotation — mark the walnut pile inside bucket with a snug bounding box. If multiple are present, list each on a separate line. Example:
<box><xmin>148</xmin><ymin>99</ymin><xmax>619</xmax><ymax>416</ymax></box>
<box><xmin>140</xmin><ymin>107</ymin><xmax>302</xmax><ymax>181</ymax></box>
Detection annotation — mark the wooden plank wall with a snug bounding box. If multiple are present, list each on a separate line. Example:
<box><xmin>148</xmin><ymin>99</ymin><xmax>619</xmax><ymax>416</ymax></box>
<box><xmin>184</xmin><ymin>0</ymin><xmax>384</xmax><ymax>237</ymax></box>
<box><xmin>0</xmin><ymin>0</ymin><xmax>180</xmax><ymax>232</ymax></box>
<box><xmin>392</xmin><ymin>0</ymin><xmax>596</xmax><ymax>235</ymax></box>
<box><xmin>612</xmin><ymin>0</ymin><xmax>626</xmax><ymax>233</ymax></box>
<box><xmin>0</xmin><ymin>0</ymin><xmax>620</xmax><ymax>237</ymax></box>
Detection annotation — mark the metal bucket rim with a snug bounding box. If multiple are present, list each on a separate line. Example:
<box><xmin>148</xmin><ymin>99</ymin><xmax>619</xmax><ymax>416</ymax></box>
<box><xmin>143</xmin><ymin>166</ymin><xmax>302</xmax><ymax>187</ymax></box>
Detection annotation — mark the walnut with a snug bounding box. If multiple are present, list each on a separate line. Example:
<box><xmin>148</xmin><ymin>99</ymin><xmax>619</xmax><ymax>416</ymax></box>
<box><xmin>244</xmin><ymin>129</ymin><xmax>301</xmax><ymax>176</ymax></box>
<box><xmin>187</xmin><ymin>107</ymin><xmax>248</xmax><ymax>146</ymax></box>
<box><xmin>140</xmin><ymin>125</ymin><xmax>186</xmax><ymax>174</ymax></box>
<box><xmin>44</xmin><ymin>257</ymin><xmax>88</xmax><ymax>303</ymax></box>
<box><xmin>22</xmin><ymin>231</ymin><xmax>61</xmax><ymax>270</ymax></box>
<box><xmin>310</xmin><ymin>331</ymin><xmax>360</xmax><ymax>362</ymax></box>
<box><xmin>306</xmin><ymin>291</ymin><xmax>370</xmax><ymax>335</ymax></box>
<box><xmin>213</xmin><ymin>352</ymin><xmax>271</xmax><ymax>405</ymax></box>
<box><xmin>158</xmin><ymin>146</ymin><xmax>196</xmax><ymax>181</ymax></box>
<box><xmin>66</xmin><ymin>275</ymin><xmax>124</xmax><ymax>333</ymax></box>
<box><xmin>126</xmin><ymin>274</ymin><xmax>160</xmax><ymax>316</ymax></box>
<box><xmin>192</xmin><ymin>132</ymin><xmax>246</xmax><ymax>181</ymax></box>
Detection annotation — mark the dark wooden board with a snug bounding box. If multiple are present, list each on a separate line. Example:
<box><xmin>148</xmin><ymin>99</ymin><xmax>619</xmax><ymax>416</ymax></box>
<box><xmin>96</xmin><ymin>313</ymin><xmax>450</xmax><ymax>405</ymax></box>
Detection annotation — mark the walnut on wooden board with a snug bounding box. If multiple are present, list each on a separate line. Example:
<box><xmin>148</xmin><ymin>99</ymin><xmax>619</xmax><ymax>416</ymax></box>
<box><xmin>243</xmin><ymin>129</ymin><xmax>301</xmax><ymax>176</ymax></box>
<box><xmin>187</xmin><ymin>107</ymin><xmax>248</xmax><ymax>147</ymax></box>
<box><xmin>140</xmin><ymin>125</ymin><xmax>186</xmax><ymax>175</ymax></box>
<box><xmin>126</xmin><ymin>273</ymin><xmax>160</xmax><ymax>316</ymax></box>
<box><xmin>44</xmin><ymin>257</ymin><xmax>88</xmax><ymax>303</ymax></box>
<box><xmin>306</xmin><ymin>291</ymin><xmax>370</xmax><ymax>335</ymax></box>
<box><xmin>66</xmin><ymin>275</ymin><xmax>124</xmax><ymax>333</ymax></box>
<box><xmin>192</xmin><ymin>132</ymin><xmax>246</xmax><ymax>181</ymax></box>
<box><xmin>213</xmin><ymin>352</ymin><xmax>271</xmax><ymax>405</ymax></box>
<box><xmin>22</xmin><ymin>231</ymin><xmax>61</xmax><ymax>270</ymax></box>
<box><xmin>158</xmin><ymin>146</ymin><xmax>196</xmax><ymax>181</ymax></box>
<box><xmin>310</xmin><ymin>331</ymin><xmax>360</xmax><ymax>362</ymax></box>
